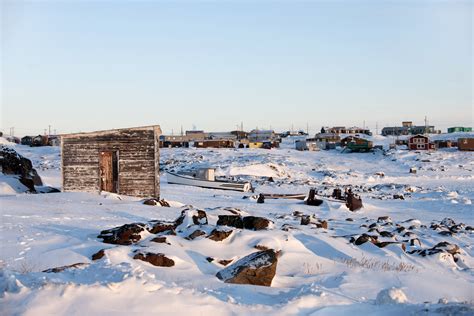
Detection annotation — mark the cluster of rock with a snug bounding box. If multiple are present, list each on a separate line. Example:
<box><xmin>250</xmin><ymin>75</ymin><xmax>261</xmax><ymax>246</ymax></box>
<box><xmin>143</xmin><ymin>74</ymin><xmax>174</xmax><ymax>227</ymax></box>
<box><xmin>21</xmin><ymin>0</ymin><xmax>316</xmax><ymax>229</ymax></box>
<box><xmin>347</xmin><ymin>216</ymin><xmax>468</xmax><ymax>263</ymax></box>
<box><xmin>94</xmin><ymin>206</ymin><xmax>278</xmax><ymax>286</ymax></box>
<box><xmin>0</xmin><ymin>146</ymin><xmax>43</xmax><ymax>192</ymax></box>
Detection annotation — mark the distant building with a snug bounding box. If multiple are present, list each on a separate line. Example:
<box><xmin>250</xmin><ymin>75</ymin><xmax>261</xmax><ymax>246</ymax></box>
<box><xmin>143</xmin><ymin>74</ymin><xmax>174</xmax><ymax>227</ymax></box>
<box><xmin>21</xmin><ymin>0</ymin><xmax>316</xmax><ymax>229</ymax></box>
<box><xmin>159</xmin><ymin>135</ymin><xmax>189</xmax><ymax>148</ymax></box>
<box><xmin>248</xmin><ymin>129</ymin><xmax>276</xmax><ymax>142</ymax></box>
<box><xmin>324</xmin><ymin>126</ymin><xmax>371</xmax><ymax>136</ymax></box>
<box><xmin>381</xmin><ymin>126</ymin><xmax>410</xmax><ymax>136</ymax></box>
<box><xmin>382</xmin><ymin>121</ymin><xmax>438</xmax><ymax>136</ymax></box>
<box><xmin>208</xmin><ymin>132</ymin><xmax>237</xmax><ymax>140</ymax></box>
<box><xmin>342</xmin><ymin>136</ymin><xmax>373</xmax><ymax>152</ymax></box>
<box><xmin>32</xmin><ymin>135</ymin><xmax>48</xmax><ymax>147</ymax></box>
<box><xmin>185</xmin><ymin>130</ymin><xmax>208</xmax><ymax>141</ymax></box>
<box><xmin>448</xmin><ymin>127</ymin><xmax>472</xmax><ymax>133</ymax></box>
<box><xmin>194</xmin><ymin>139</ymin><xmax>235</xmax><ymax>148</ymax></box>
<box><xmin>408</xmin><ymin>135</ymin><xmax>435</xmax><ymax>150</ymax></box>
<box><xmin>458</xmin><ymin>138</ymin><xmax>474</xmax><ymax>151</ymax></box>
<box><xmin>21</xmin><ymin>136</ymin><xmax>34</xmax><ymax>146</ymax></box>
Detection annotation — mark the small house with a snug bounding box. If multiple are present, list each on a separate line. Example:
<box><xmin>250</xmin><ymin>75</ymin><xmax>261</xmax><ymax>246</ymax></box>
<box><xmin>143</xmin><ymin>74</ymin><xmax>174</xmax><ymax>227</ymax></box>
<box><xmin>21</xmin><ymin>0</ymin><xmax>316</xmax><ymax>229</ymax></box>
<box><xmin>408</xmin><ymin>135</ymin><xmax>435</xmax><ymax>150</ymax></box>
<box><xmin>458</xmin><ymin>138</ymin><xmax>474</xmax><ymax>151</ymax></box>
<box><xmin>434</xmin><ymin>140</ymin><xmax>452</xmax><ymax>149</ymax></box>
<box><xmin>159</xmin><ymin>135</ymin><xmax>189</xmax><ymax>148</ymax></box>
<box><xmin>295</xmin><ymin>140</ymin><xmax>308</xmax><ymax>151</ymax></box>
<box><xmin>194</xmin><ymin>139</ymin><xmax>235</xmax><ymax>148</ymax></box>
<box><xmin>21</xmin><ymin>136</ymin><xmax>34</xmax><ymax>146</ymax></box>
<box><xmin>448</xmin><ymin>127</ymin><xmax>472</xmax><ymax>133</ymax></box>
<box><xmin>32</xmin><ymin>135</ymin><xmax>48</xmax><ymax>147</ymax></box>
<box><xmin>47</xmin><ymin>135</ymin><xmax>60</xmax><ymax>146</ymax></box>
<box><xmin>61</xmin><ymin>125</ymin><xmax>162</xmax><ymax>198</ymax></box>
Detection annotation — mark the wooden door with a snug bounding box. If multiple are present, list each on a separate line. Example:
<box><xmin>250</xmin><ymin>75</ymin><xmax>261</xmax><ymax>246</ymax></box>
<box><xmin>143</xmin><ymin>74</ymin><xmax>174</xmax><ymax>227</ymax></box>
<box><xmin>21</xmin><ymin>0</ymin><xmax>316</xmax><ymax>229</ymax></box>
<box><xmin>100</xmin><ymin>151</ymin><xmax>118</xmax><ymax>193</ymax></box>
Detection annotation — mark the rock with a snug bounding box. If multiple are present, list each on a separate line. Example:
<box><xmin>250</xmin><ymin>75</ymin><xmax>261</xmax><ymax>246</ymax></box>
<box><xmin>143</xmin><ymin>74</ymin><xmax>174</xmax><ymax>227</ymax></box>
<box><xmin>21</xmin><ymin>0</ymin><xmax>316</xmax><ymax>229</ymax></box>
<box><xmin>345</xmin><ymin>218</ymin><xmax>354</xmax><ymax>222</ymax></box>
<box><xmin>393</xmin><ymin>194</ymin><xmax>405</xmax><ymax>200</ymax></box>
<box><xmin>143</xmin><ymin>198</ymin><xmax>160</xmax><ymax>206</ymax></box>
<box><xmin>257</xmin><ymin>194</ymin><xmax>265</xmax><ymax>204</ymax></box>
<box><xmin>91</xmin><ymin>249</ymin><xmax>105</xmax><ymax>260</ymax></box>
<box><xmin>218</xmin><ymin>259</ymin><xmax>233</xmax><ymax>266</ymax></box>
<box><xmin>300</xmin><ymin>215</ymin><xmax>311</xmax><ymax>225</ymax></box>
<box><xmin>433</xmin><ymin>242</ymin><xmax>460</xmax><ymax>256</ymax></box>
<box><xmin>242</xmin><ymin>216</ymin><xmax>271</xmax><ymax>230</ymax></box>
<box><xmin>377</xmin><ymin>216</ymin><xmax>392</xmax><ymax>223</ymax></box>
<box><xmin>375</xmin><ymin>288</ymin><xmax>408</xmax><ymax>305</ymax></box>
<box><xmin>98</xmin><ymin>223</ymin><xmax>145</xmax><ymax>245</ymax></box>
<box><xmin>186</xmin><ymin>229</ymin><xmax>206</xmax><ymax>240</ymax></box>
<box><xmin>254</xmin><ymin>244</ymin><xmax>269</xmax><ymax>251</ymax></box>
<box><xmin>147</xmin><ymin>221</ymin><xmax>176</xmax><ymax>234</ymax></box>
<box><xmin>208</xmin><ymin>229</ymin><xmax>233</xmax><ymax>241</ymax></box>
<box><xmin>376</xmin><ymin>241</ymin><xmax>399</xmax><ymax>248</ymax></box>
<box><xmin>192</xmin><ymin>210</ymin><xmax>208</xmax><ymax>225</ymax></box>
<box><xmin>217</xmin><ymin>215</ymin><xmax>243</xmax><ymax>229</ymax></box>
<box><xmin>43</xmin><ymin>263</ymin><xmax>88</xmax><ymax>273</ymax></box>
<box><xmin>216</xmin><ymin>250</ymin><xmax>277</xmax><ymax>287</ymax></box>
<box><xmin>133</xmin><ymin>252</ymin><xmax>174</xmax><ymax>267</ymax></box>
<box><xmin>315</xmin><ymin>220</ymin><xmax>328</xmax><ymax>229</ymax></box>
<box><xmin>0</xmin><ymin>146</ymin><xmax>43</xmax><ymax>191</ymax></box>
<box><xmin>441</xmin><ymin>218</ymin><xmax>456</xmax><ymax>227</ymax></box>
<box><xmin>354</xmin><ymin>234</ymin><xmax>378</xmax><ymax>245</ymax></box>
<box><xmin>206</xmin><ymin>257</ymin><xmax>214</xmax><ymax>262</ymax></box>
<box><xmin>379</xmin><ymin>231</ymin><xmax>394</xmax><ymax>238</ymax></box>
<box><xmin>151</xmin><ymin>236</ymin><xmax>168</xmax><ymax>244</ymax></box>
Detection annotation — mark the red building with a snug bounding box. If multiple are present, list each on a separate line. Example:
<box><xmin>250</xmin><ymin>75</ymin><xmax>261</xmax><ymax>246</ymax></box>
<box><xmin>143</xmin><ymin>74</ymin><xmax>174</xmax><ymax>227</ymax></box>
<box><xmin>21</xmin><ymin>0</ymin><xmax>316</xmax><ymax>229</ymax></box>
<box><xmin>408</xmin><ymin>135</ymin><xmax>436</xmax><ymax>150</ymax></box>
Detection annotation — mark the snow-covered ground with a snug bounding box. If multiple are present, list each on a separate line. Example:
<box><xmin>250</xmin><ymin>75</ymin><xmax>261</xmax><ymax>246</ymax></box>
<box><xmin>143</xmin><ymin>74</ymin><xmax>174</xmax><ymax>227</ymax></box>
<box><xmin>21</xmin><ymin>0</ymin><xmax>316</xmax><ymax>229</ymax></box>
<box><xmin>1</xmin><ymin>137</ymin><xmax>473</xmax><ymax>315</ymax></box>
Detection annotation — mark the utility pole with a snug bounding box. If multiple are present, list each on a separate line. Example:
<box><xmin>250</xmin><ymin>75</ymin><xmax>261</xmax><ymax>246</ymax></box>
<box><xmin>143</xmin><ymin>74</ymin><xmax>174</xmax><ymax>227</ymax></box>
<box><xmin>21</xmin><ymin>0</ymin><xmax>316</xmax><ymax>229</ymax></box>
<box><xmin>241</xmin><ymin>121</ymin><xmax>243</xmax><ymax>132</ymax></box>
<box><xmin>48</xmin><ymin>125</ymin><xmax>51</xmax><ymax>136</ymax></box>
<box><xmin>376</xmin><ymin>122</ymin><xmax>379</xmax><ymax>135</ymax></box>
<box><xmin>424</xmin><ymin>116</ymin><xmax>428</xmax><ymax>134</ymax></box>
<box><xmin>306</xmin><ymin>122</ymin><xmax>309</xmax><ymax>135</ymax></box>
<box><xmin>180</xmin><ymin>125</ymin><xmax>183</xmax><ymax>136</ymax></box>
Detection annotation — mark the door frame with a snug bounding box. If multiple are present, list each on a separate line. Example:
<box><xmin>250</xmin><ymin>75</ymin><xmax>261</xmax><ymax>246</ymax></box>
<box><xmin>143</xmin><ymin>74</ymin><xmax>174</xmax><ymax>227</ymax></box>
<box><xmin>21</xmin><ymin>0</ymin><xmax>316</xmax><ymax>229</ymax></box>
<box><xmin>99</xmin><ymin>150</ymin><xmax>119</xmax><ymax>194</ymax></box>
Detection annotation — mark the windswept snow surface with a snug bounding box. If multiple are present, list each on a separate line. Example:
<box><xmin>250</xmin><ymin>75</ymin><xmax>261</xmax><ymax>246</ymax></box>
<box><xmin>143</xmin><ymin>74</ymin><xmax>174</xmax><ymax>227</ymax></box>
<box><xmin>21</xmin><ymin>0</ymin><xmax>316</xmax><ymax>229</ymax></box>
<box><xmin>1</xmin><ymin>139</ymin><xmax>473</xmax><ymax>315</ymax></box>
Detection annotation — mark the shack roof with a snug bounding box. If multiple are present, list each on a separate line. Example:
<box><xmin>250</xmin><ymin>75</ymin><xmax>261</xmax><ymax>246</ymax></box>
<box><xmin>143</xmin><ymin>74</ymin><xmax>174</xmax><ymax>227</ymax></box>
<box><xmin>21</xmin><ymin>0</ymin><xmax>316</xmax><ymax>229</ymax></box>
<box><xmin>60</xmin><ymin>125</ymin><xmax>162</xmax><ymax>138</ymax></box>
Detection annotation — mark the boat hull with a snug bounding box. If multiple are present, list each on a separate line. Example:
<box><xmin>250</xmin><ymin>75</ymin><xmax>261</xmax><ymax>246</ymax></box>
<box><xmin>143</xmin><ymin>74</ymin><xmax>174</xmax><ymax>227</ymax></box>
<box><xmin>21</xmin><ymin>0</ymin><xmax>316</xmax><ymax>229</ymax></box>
<box><xmin>166</xmin><ymin>172</ymin><xmax>251</xmax><ymax>192</ymax></box>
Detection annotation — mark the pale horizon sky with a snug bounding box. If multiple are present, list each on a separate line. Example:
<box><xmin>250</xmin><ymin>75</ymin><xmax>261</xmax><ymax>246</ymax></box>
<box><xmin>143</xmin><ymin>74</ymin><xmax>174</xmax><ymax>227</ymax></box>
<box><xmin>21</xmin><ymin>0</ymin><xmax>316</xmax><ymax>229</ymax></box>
<box><xmin>1</xmin><ymin>0</ymin><xmax>473</xmax><ymax>136</ymax></box>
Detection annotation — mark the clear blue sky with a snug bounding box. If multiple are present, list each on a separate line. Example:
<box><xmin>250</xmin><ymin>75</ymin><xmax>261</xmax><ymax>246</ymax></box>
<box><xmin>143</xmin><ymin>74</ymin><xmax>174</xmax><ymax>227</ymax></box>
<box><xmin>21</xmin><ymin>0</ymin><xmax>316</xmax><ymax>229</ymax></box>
<box><xmin>1</xmin><ymin>0</ymin><xmax>472</xmax><ymax>136</ymax></box>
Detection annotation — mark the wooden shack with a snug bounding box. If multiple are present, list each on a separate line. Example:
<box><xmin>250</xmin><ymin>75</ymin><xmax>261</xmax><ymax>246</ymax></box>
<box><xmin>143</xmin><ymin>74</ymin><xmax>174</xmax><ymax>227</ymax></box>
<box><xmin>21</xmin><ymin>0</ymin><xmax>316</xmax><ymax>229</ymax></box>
<box><xmin>61</xmin><ymin>125</ymin><xmax>161</xmax><ymax>198</ymax></box>
<box><xmin>458</xmin><ymin>138</ymin><xmax>474</xmax><ymax>151</ymax></box>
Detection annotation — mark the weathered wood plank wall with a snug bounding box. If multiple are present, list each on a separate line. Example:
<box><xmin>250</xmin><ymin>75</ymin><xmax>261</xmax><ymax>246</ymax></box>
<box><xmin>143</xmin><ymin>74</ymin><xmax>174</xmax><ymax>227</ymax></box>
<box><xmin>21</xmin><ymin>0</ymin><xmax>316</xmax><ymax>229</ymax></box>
<box><xmin>62</xmin><ymin>126</ymin><xmax>161</xmax><ymax>198</ymax></box>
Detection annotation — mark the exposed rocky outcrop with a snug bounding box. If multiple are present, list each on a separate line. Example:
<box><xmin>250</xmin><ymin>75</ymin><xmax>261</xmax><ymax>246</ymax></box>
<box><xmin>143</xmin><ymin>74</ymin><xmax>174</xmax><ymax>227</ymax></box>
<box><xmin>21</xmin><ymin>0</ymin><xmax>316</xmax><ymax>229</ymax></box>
<box><xmin>98</xmin><ymin>223</ymin><xmax>145</xmax><ymax>245</ymax></box>
<box><xmin>133</xmin><ymin>252</ymin><xmax>174</xmax><ymax>267</ymax></box>
<box><xmin>217</xmin><ymin>215</ymin><xmax>244</xmax><ymax>228</ymax></box>
<box><xmin>216</xmin><ymin>249</ymin><xmax>277</xmax><ymax>287</ymax></box>
<box><xmin>91</xmin><ymin>249</ymin><xmax>105</xmax><ymax>260</ymax></box>
<box><xmin>0</xmin><ymin>146</ymin><xmax>43</xmax><ymax>192</ymax></box>
<box><xmin>207</xmin><ymin>229</ymin><xmax>233</xmax><ymax>241</ymax></box>
<box><xmin>242</xmin><ymin>216</ymin><xmax>271</xmax><ymax>230</ymax></box>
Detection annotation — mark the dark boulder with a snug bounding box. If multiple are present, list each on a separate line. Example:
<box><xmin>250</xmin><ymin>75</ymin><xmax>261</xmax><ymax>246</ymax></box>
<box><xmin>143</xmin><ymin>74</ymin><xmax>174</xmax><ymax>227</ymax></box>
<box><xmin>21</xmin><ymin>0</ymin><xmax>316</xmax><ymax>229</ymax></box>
<box><xmin>242</xmin><ymin>216</ymin><xmax>271</xmax><ymax>230</ymax></box>
<box><xmin>98</xmin><ymin>223</ymin><xmax>145</xmax><ymax>245</ymax></box>
<box><xmin>147</xmin><ymin>221</ymin><xmax>176</xmax><ymax>234</ymax></box>
<box><xmin>354</xmin><ymin>234</ymin><xmax>378</xmax><ymax>245</ymax></box>
<box><xmin>151</xmin><ymin>236</ymin><xmax>168</xmax><ymax>244</ymax></box>
<box><xmin>186</xmin><ymin>229</ymin><xmax>206</xmax><ymax>240</ymax></box>
<box><xmin>208</xmin><ymin>229</ymin><xmax>233</xmax><ymax>241</ymax></box>
<box><xmin>91</xmin><ymin>249</ymin><xmax>105</xmax><ymax>260</ymax></box>
<box><xmin>133</xmin><ymin>252</ymin><xmax>174</xmax><ymax>267</ymax></box>
<box><xmin>216</xmin><ymin>250</ymin><xmax>278</xmax><ymax>287</ymax></box>
<box><xmin>192</xmin><ymin>210</ymin><xmax>208</xmax><ymax>225</ymax></box>
<box><xmin>0</xmin><ymin>146</ymin><xmax>43</xmax><ymax>192</ymax></box>
<box><xmin>217</xmin><ymin>215</ymin><xmax>244</xmax><ymax>229</ymax></box>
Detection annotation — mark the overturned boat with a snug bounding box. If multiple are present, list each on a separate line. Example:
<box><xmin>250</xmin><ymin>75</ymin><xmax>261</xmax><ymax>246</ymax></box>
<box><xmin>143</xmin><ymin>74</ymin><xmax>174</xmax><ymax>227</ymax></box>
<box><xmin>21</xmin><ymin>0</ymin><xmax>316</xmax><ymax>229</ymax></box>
<box><xmin>166</xmin><ymin>168</ymin><xmax>252</xmax><ymax>192</ymax></box>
